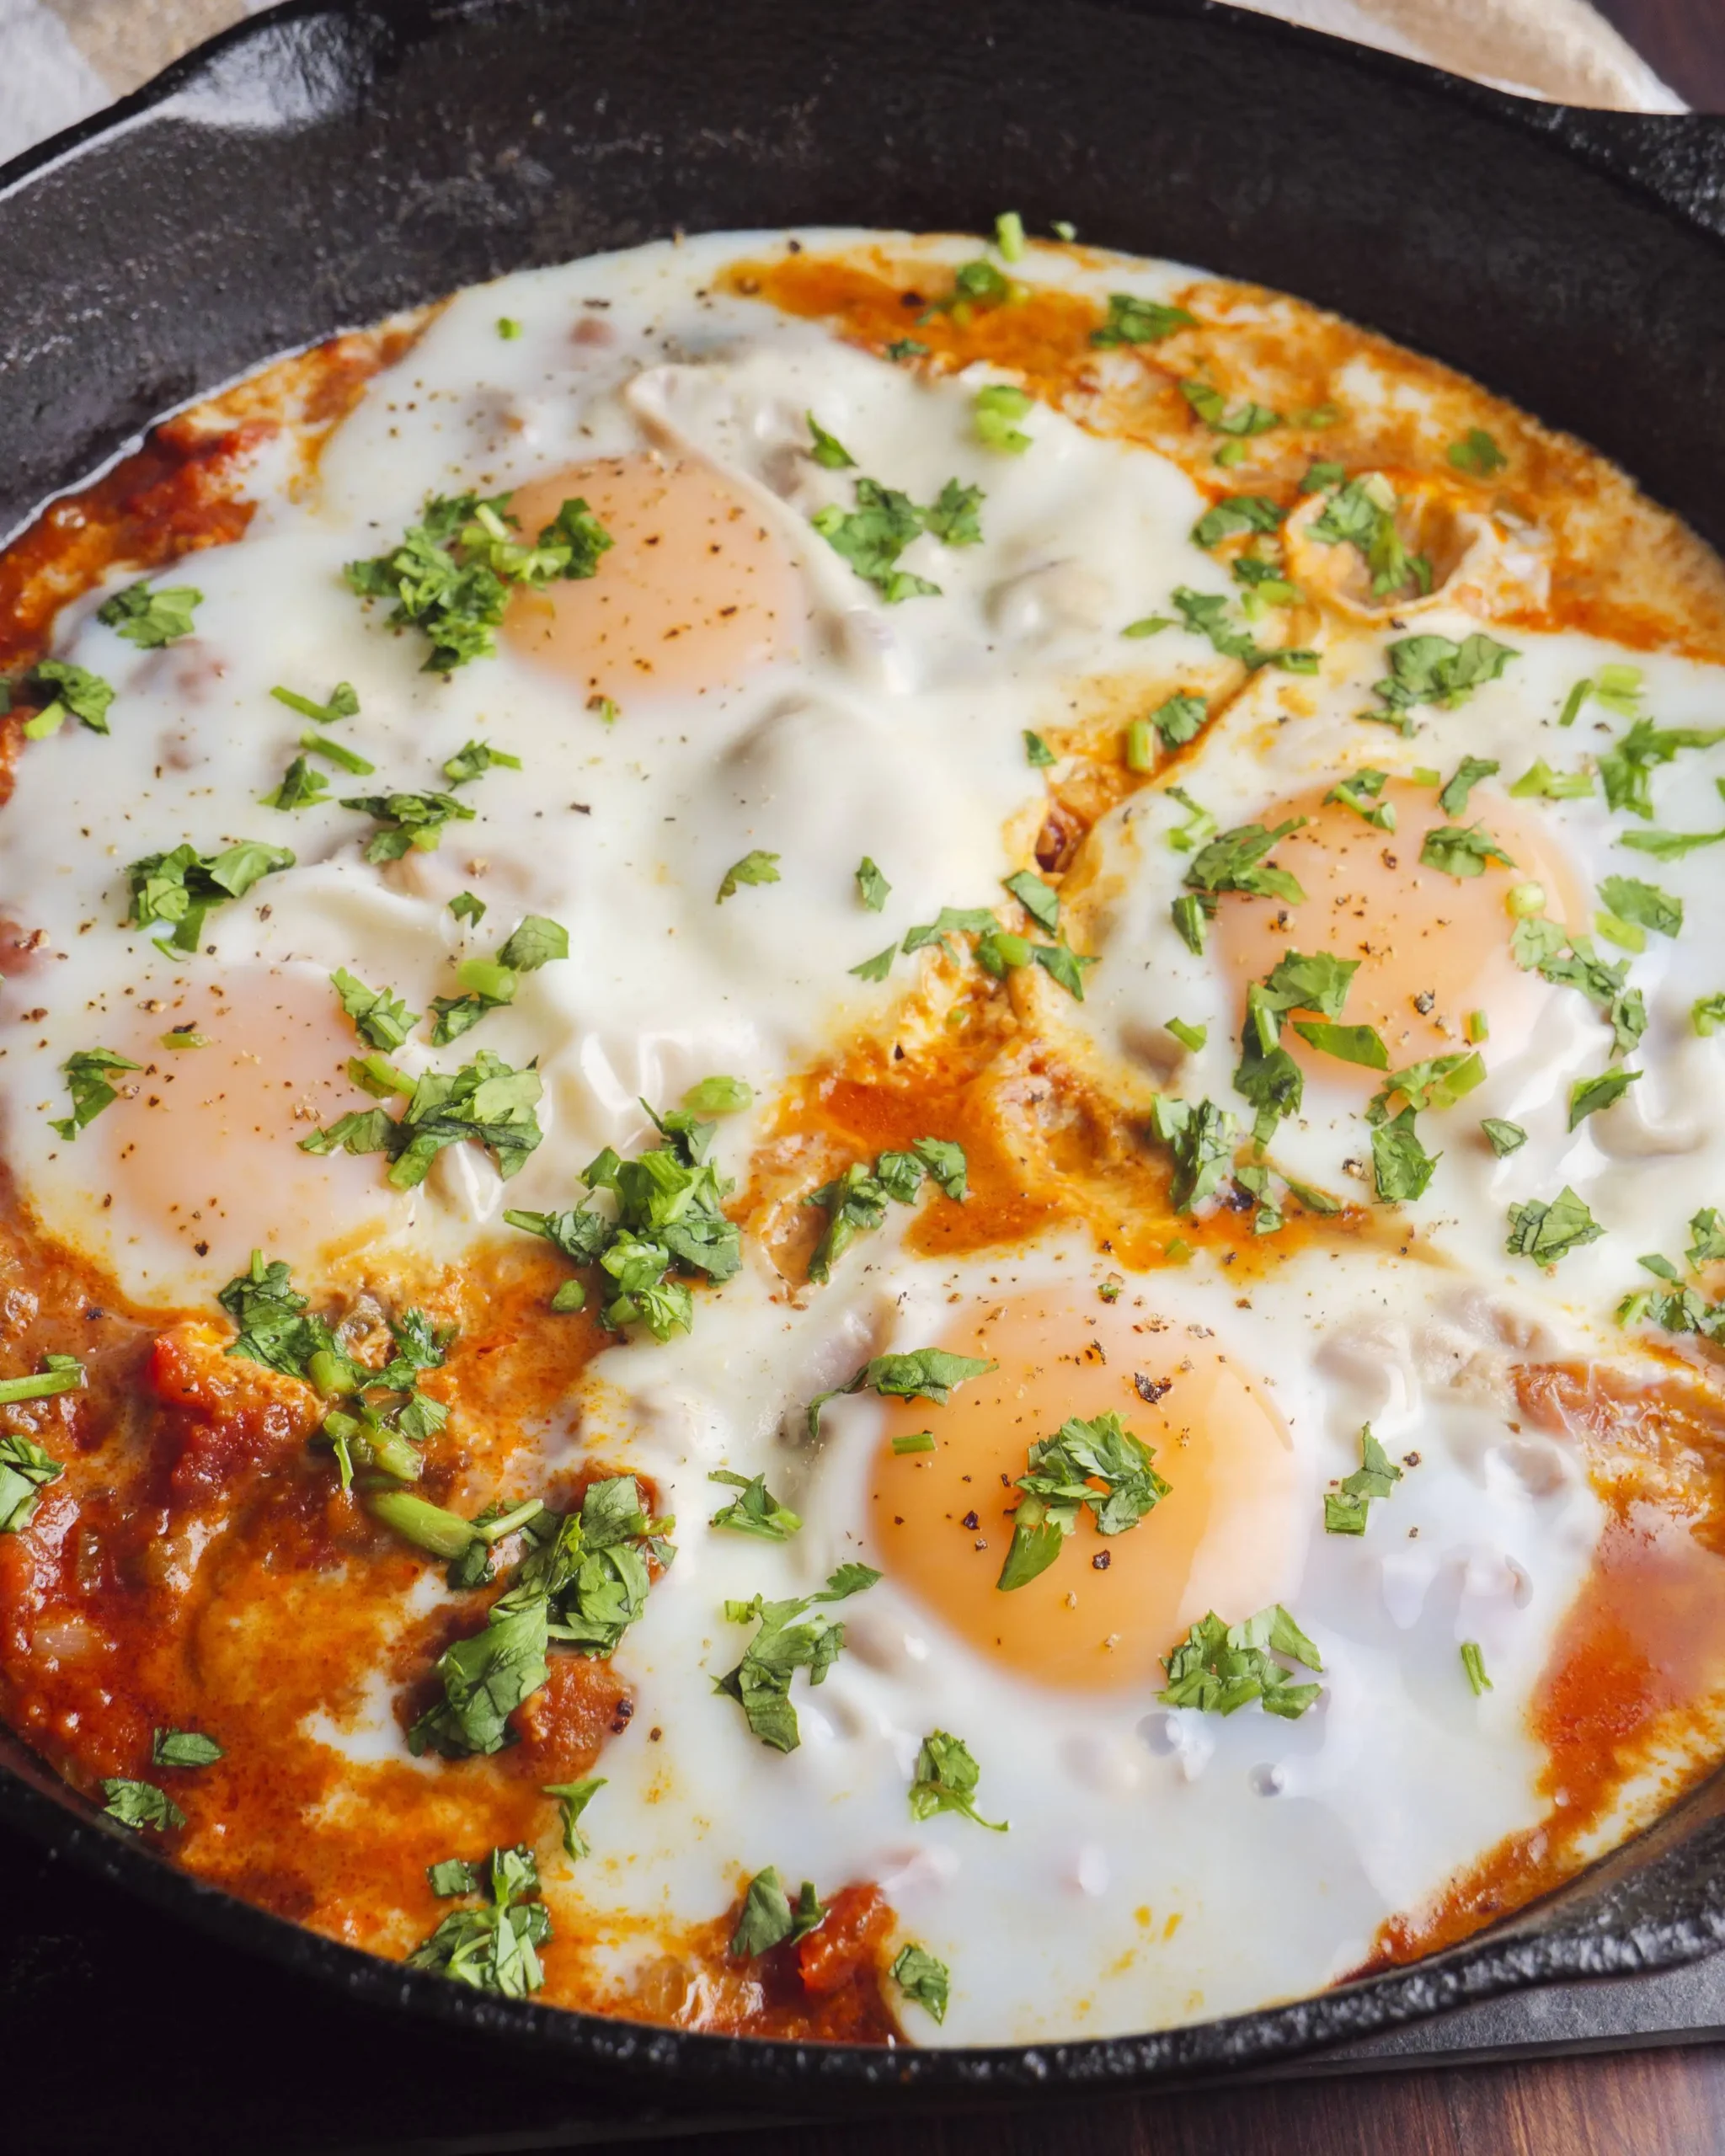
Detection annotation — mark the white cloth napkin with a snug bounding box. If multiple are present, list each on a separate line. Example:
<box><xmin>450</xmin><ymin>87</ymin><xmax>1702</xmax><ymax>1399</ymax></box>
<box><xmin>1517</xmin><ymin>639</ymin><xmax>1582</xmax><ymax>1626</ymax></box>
<box><xmin>0</xmin><ymin>0</ymin><xmax>1685</xmax><ymax>173</ymax></box>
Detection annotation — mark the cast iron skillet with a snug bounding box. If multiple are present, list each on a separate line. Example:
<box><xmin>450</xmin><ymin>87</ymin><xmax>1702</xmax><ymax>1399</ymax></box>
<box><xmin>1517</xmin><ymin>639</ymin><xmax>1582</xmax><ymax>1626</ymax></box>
<box><xmin>3</xmin><ymin>0</ymin><xmax>1725</xmax><ymax>2106</ymax></box>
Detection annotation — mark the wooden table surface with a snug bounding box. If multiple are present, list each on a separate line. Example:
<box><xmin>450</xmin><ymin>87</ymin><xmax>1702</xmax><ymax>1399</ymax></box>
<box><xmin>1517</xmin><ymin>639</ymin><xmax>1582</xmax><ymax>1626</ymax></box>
<box><xmin>672</xmin><ymin>8</ymin><xmax>1725</xmax><ymax>2152</ymax></box>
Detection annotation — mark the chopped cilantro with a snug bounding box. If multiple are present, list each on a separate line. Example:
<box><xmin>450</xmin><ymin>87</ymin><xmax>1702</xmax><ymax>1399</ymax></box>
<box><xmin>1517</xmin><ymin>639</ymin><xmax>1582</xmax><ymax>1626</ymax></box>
<box><xmin>909</xmin><ymin>1730</ymin><xmax>1007</xmax><ymax>1832</ymax></box>
<box><xmin>708</xmin><ymin>1469</ymin><xmax>802</xmax><ymax>1542</ymax></box>
<box><xmin>1003</xmin><ymin>869</ymin><xmax>1060</xmax><ymax>932</ymax></box>
<box><xmin>1092</xmin><ymin>293</ymin><xmax>1194</xmax><ymax>347</ymax></box>
<box><xmin>271</xmin><ymin>681</ymin><xmax>359</xmax><ymax>725</ymax></box>
<box><xmin>543</xmin><ymin>1777</ymin><xmax>605</xmax><ymax>1862</ymax></box>
<box><xmin>1419</xmin><ymin>822</ymin><xmax>1516</xmax><ymax>879</ymax></box>
<box><xmin>262</xmin><ymin>755</ymin><xmax>330</xmax><ymax>811</ymax></box>
<box><xmin>98</xmin><ymin>579</ymin><xmax>201</xmax><ymax>648</ymax></box>
<box><xmin>1371</xmin><ymin>1107</ymin><xmax>1439</xmax><ymax>1203</ymax></box>
<box><xmin>891</xmin><ymin>1944</ymin><xmax>950</xmax><ymax>2022</ymax></box>
<box><xmin>806</xmin><ymin>412</ymin><xmax>855</xmax><ymax>468</ymax></box>
<box><xmin>410</xmin><ymin>1478</ymin><xmax>671</xmax><ymax>1757</ymax></box>
<box><xmin>346</xmin><ymin>492</ymin><xmax>612</xmax><ymax>671</ymax></box>
<box><xmin>48</xmin><ymin>1048</ymin><xmax>139</xmax><ymax>1141</ymax></box>
<box><xmin>1599</xmin><ymin>719</ymin><xmax>1725</xmax><ymax>821</ymax></box>
<box><xmin>0</xmin><ymin>1425</ymin><xmax>67</xmax><ymax>1531</ymax></box>
<box><xmin>442</xmin><ymin>739</ymin><xmax>522</xmax><ymax>787</ymax></box>
<box><xmin>683</xmin><ymin>1075</ymin><xmax>752</xmax><ymax>1115</ymax></box>
<box><xmin>857</xmin><ymin>857</ymin><xmax>891</xmax><ymax>912</ymax></box>
<box><xmin>1448</xmin><ymin>428</ymin><xmax>1507</xmax><ymax>477</ymax></box>
<box><xmin>1024</xmin><ymin>729</ymin><xmax>1055</xmax><ymax>766</ymax></box>
<box><xmin>996</xmin><ymin>1412</ymin><xmax>1168</xmax><ymax>1591</ymax></box>
<box><xmin>729</xmin><ymin>1866</ymin><xmax>826</xmax><ymax>1956</ymax></box>
<box><xmin>1308</xmin><ymin>475</ymin><xmax>1429</xmax><ymax>599</ymax></box>
<box><xmin>20</xmin><ymin>659</ymin><xmax>115</xmax><ymax>739</ymax></box>
<box><xmin>1159</xmin><ymin>1604</ymin><xmax>1322</xmax><ymax>1719</ymax></box>
<box><xmin>152</xmin><ymin>1728</ymin><xmax>223</xmax><ymax>1769</ymax></box>
<box><xmin>975</xmin><ymin>382</ymin><xmax>1034</xmax><ymax>454</ymax></box>
<box><xmin>717</xmin><ymin>850</ymin><xmax>781</xmax><ymax>901</ymax></box>
<box><xmin>1322</xmin><ymin>1424</ymin><xmax>1402</xmax><ymax>1534</ymax></box>
<box><xmin>1183</xmin><ymin>818</ymin><xmax>1306</xmax><ymax>905</ymax></box>
<box><xmin>331</xmin><ymin>969</ymin><xmax>419</xmax><ymax>1051</ymax></box>
<box><xmin>1325</xmin><ymin>768</ymin><xmax>1395</xmax><ymax>831</ymax></box>
<box><xmin>101</xmin><ymin>1778</ymin><xmax>185</xmax><ymax>1833</ymax></box>
<box><xmin>1149</xmin><ymin>1095</ymin><xmax>1238</xmax><ymax>1209</ymax></box>
<box><xmin>302</xmin><ymin>1049</ymin><xmax>543</xmax><ymax>1190</ymax></box>
<box><xmin>126</xmin><ymin>838</ymin><xmax>294</xmax><ymax>950</ymax></box>
<box><xmin>450</xmin><ymin>891</ymin><xmax>487</xmax><ymax>926</ymax></box>
<box><xmin>407</xmin><ymin>1844</ymin><xmax>552</xmax><ymax>1995</ymax></box>
<box><xmin>1365</xmin><ymin>632</ymin><xmax>1517</xmax><ymax>732</ymax></box>
<box><xmin>1438</xmin><ymin>756</ymin><xmax>1501</xmax><ymax>818</ymax></box>
<box><xmin>806</xmin><ymin>1348</ymin><xmax>995</xmax><ymax>1440</ymax></box>
<box><xmin>1179</xmin><ymin>379</ymin><xmax>1280</xmax><ymax>439</ymax></box>
<box><xmin>1191</xmin><ymin>494</ymin><xmax>1285</xmax><ymax>550</ymax></box>
<box><xmin>851</xmin><ymin>942</ymin><xmax>898</xmax><ymax>982</ymax></box>
<box><xmin>1482</xmin><ymin>1118</ymin><xmax>1527</xmax><ymax>1156</ymax></box>
<box><xmin>1568</xmin><ymin>1066</ymin><xmax>1641</xmax><ymax>1129</ymax></box>
<box><xmin>340</xmin><ymin>789</ymin><xmax>475</xmax><ymax>862</ymax></box>
<box><xmin>1506</xmin><ymin>1186</ymin><xmax>1605</xmax><ymax>1265</ymax></box>
<box><xmin>716</xmin><ymin>1565</ymin><xmax>881</xmax><ymax>1753</ymax></box>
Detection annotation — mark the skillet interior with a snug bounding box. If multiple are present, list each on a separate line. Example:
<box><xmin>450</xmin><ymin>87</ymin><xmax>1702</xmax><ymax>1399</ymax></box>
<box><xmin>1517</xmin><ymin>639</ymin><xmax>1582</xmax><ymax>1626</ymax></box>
<box><xmin>3</xmin><ymin>0</ymin><xmax>1725</xmax><ymax>2103</ymax></box>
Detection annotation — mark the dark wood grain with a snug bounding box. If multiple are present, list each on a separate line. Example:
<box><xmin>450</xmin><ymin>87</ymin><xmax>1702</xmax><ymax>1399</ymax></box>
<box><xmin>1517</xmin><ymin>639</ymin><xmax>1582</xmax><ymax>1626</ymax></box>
<box><xmin>1593</xmin><ymin>0</ymin><xmax>1725</xmax><ymax>109</ymax></box>
<box><xmin>664</xmin><ymin>2043</ymin><xmax>1725</xmax><ymax>2156</ymax></box>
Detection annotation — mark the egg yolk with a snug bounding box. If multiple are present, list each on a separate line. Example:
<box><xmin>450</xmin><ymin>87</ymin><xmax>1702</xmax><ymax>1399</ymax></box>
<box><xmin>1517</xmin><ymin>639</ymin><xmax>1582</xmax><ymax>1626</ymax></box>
<box><xmin>869</xmin><ymin>1292</ymin><xmax>1300</xmax><ymax>1690</ymax></box>
<box><xmin>505</xmin><ymin>454</ymin><xmax>804</xmax><ymax>702</ymax></box>
<box><xmin>76</xmin><ymin>967</ymin><xmax>409</xmax><ymax>1290</ymax></box>
<box><xmin>1215</xmin><ymin>778</ymin><xmax>1589</xmax><ymax>1072</ymax></box>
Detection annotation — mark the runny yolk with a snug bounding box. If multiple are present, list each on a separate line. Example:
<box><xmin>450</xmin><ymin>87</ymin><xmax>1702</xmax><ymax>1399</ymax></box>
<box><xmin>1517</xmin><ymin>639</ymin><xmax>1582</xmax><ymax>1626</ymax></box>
<box><xmin>869</xmin><ymin>1292</ymin><xmax>1300</xmax><ymax>1690</ymax></box>
<box><xmin>1215</xmin><ymin>778</ymin><xmax>1589</xmax><ymax>1073</ymax></box>
<box><xmin>504</xmin><ymin>454</ymin><xmax>804</xmax><ymax>703</ymax></box>
<box><xmin>72</xmin><ymin>966</ymin><xmax>409</xmax><ymax>1288</ymax></box>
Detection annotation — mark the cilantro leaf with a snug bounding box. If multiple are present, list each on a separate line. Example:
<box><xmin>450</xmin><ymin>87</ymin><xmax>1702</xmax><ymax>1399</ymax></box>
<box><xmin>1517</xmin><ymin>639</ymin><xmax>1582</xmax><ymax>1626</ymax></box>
<box><xmin>126</xmin><ymin>839</ymin><xmax>294</xmax><ymax>951</ymax></box>
<box><xmin>408</xmin><ymin>1844</ymin><xmax>552</xmax><ymax>1995</ymax></box>
<box><xmin>47</xmin><ymin>1047</ymin><xmax>139</xmax><ymax>1141</ymax></box>
<box><xmin>806</xmin><ymin>1349</ymin><xmax>995</xmax><ymax>1440</ymax></box>
<box><xmin>1569</xmin><ymin>1066</ymin><xmax>1641</xmax><ymax>1129</ymax></box>
<box><xmin>1290</xmin><ymin>1020</ymin><xmax>1388</xmax><ymax>1070</ymax></box>
<box><xmin>98</xmin><ymin>579</ymin><xmax>201</xmax><ymax>648</ymax></box>
<box><xmin>1159</xmin><ymin>1605</ymin><xmax>1323</xmax><ymax>1719</ymax></box>
<box><xmin>0</xmin><ymin>1426</ymin><xmax>67</xmax><ymax>1532</ymax></box>
<box><xmin>1192</xmin><ymin>495</ymin><xmax>1284</xmax><ymax>550</ymax></box>
<box><xmin>331</xmin><ymin>969</ymin><xmax>419</xmax><ymax>1051</ymax></box>
<box><xmin>1372</xmin><ymin>1106</ymin><xmax>1439</xmax><ymax>1203</ymax></box>
<box><xmin>303</xmin><ymin>1049</ymin><xmax>543</xmax><ymax>1190</ymax></box>
<box><xmin>1482</xmin><ymin>1118</ymin><xmax>1527</xmax><ymax>1156</ymax></box>
<box><xmin>1419</xmin><ymin>823</ymin><xmax>1516</xmax><ymax>878</ymax></box>
<box><xmin>1598</xmin><ymin>719</ymin><xmax>1725</xmax><ymax>821</ymax></box>
<box><xmin>975</xmin><ymin>382</ymin><xmax>1033</xmax><ymax>454</ymax></box>
<box><xmin>806</xmin><ymin>412</ymin><xmax>855</xmax><ymax>468</ymax></box>
<box><xmin>708</xmin><ymin>1469</ymin><xmax>802</xmax><ymax>1542</ymax></box>
<box><xmin>346</xmin><ymin>492</ymin><xmax>612</xmax><ymax>671</ymax></box>
<box><xmin>997</xmin><ymin>1411</ymin><xmax>1168</xmax><ymax>1590</ymax></box>
<box><xmin>909</xmin><ymin>1730</ymin><xmax>1007</xmax><ymax>1831</ymax></box>
<box><xmin>715</xmin><ymin>1566</ymin><xmax>880</xmax><ymax>1752</ymax></box>
<box><xmin>810</xmin><ymin>478</ymin><xmax>947</xmax><ymax>601</ymax></box>
<box><xmin>216</xmin><ymin>1250</ymin><xmax>342</xmax><ymax>1380</ymax></box>
<box><xmin>340</xmin><ymin>790</ymin><xmax>475</xmax><ymax>863</ymax></box>
<box><xmin>1506</xmin><ymin>1186</ymin><xmax>1605</xmax><ymax>1265</ymax></box>
<box><xmin>1598</xmin><ymin>874</ymin><xmax>1682</xmax><ymax>937</ymax></box>
<box><xmin>1322</xmin><ymin>1423</ymin><xmax>1402</xmax><ymax>1534</ymax></box>
<box><xmin>1308</xmin><ymin>475</ymin><xmax>1429</xmax><ymax>599</ymax></box>
<box><xmin>1325</xmin><ymin>768</ymin><xmax>1395</xmax><ymax>831</ymax></box>
<box><xmin>857</xmin><ymin>857</ymin><xmax>891</xmax><ymax>912</ymax></box>
<box><xmin>1449</xmin><ymin>428</ymin><xmax>1507</xmax><ymax>477</ymax></box>
<box><xmin>442</xmin><ymin>739</ymin><xmax>522</xmax><ymax>787</ymax></box>
<box><xmin>1003</xmin><ymin>869</ymin><xmax>1060</xmax><ymax>933</ymax></box>
<box><xmin>22</xmin><ymin>659</ymin><xmax>115</xmax><ymax>739</ymax></box>
<box><xmin>262</xmin><ymin>755</ymin><xmax>330</xmax><ymax>811</ymax></box>
<box><xmin>1365</xmin><ymin>632</ymin><xmax>1517</xmax><ymax>730</ymax></box>
<box><xmin>1092</xmin><ymin>293</ymin><xmax>1194</xmax><ymax>347</ymax></box>
<box><xmin>152</xmin><ymin>1728</ymin><xmax>223</xmax><ymax>1769</ymax></box>
<box><xmin>891</xmin><ymin>1944</ymin><xmax>950</xmax><ymax>2022</ymax></box>
<box><xmin>542</xmin><ymin>1777</ymin><xmax>606</xmax><ymax>1862</ymax></box>
<box><xmin>1024</xmin><ymin>729</ymin><xmax>1055</xmax><ymax>766</ymax></box>
<box><xmin>101</xmin><ymin>1777</ymin><xmax>185</xmax><ymax>1831</ymax></box>
<box><xmin>271</xmin><ymin>682</ymin><xmax>359</xmax><ymax>725</ymax></box>
<box><xmin>1150</xmin><ymin>1095</ymin><xmax>1240</xmax><ymax>1209</ymax></box>
<box><xmin>729</xmin><ymin>1866</ymin><xmax>826</xmax><ymax>1956</ymax></box>
<box><xmin>1439</xmin><ymin>756</ymin><xmax>1501</xmax><ymax>817</ymax></box>
<box><xmin>718</xmin><ymin>850</ymin><xmax>781</xmax><ymax>902</ymax></box>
